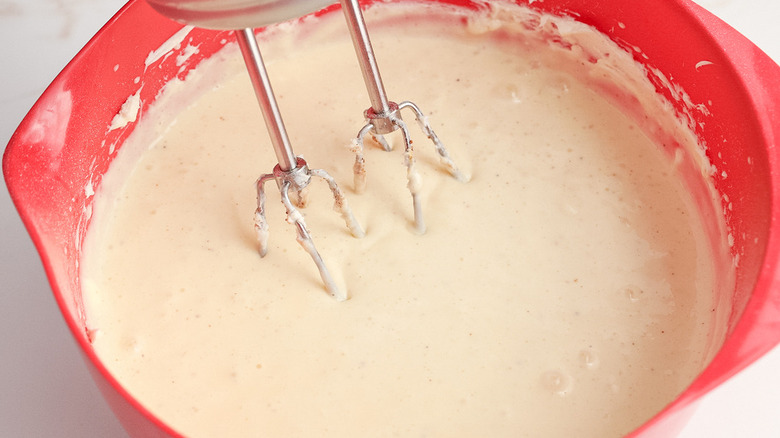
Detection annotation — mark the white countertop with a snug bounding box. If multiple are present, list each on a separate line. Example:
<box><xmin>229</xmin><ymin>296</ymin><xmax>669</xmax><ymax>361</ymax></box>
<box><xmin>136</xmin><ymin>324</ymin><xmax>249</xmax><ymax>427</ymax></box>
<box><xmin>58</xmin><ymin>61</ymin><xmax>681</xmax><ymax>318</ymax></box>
<box><xmin>1</xmin><ymin>0</ymin><xmax>778</xmax><ymax>436</ymax></box>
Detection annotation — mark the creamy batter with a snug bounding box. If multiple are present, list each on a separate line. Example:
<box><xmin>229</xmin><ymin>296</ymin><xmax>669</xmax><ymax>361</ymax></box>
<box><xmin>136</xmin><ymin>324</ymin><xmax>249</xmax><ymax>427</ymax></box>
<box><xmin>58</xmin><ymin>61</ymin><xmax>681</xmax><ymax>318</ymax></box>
<box><xmin>82</xmin><ymin>3</ymin><xmax>730</xmax><ymax>437</ymax></box>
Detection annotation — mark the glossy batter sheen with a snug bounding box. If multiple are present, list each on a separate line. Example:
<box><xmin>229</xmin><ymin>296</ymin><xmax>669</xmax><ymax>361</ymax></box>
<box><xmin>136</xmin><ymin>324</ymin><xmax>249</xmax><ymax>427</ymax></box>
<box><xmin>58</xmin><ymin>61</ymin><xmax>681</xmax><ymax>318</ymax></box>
<box><xmin>82</xmin><ymin>4</ymin><xmax>726</xmax><ymax>437</ymax></box>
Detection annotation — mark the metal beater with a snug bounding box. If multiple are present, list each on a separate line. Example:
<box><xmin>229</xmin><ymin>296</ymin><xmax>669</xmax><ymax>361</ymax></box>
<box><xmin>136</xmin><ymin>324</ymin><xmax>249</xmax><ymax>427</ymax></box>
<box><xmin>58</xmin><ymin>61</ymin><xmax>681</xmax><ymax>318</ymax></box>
<box><xmin>235</xmin><ymin>28</ymin><xmax>364</xmax><ymax>302</ymax></box>
<box><xmin>145</xmin><ymin>0</ymin><xmax>465</xmax><ymax>299</ymax></box>
<box><xmin>339</xmin><ymin>0</ymin><xmax>466</xmax><ymax>235</ymax></box>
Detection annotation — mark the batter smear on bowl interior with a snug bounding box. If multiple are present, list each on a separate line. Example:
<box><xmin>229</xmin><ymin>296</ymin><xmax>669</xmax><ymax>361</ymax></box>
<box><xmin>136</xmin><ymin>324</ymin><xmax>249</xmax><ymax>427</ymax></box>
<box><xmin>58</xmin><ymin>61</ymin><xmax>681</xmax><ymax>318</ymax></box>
<box><xmin>81</xmin><ymin>2</ymin><xmax>733</xmax><ymax>437</ymax></box>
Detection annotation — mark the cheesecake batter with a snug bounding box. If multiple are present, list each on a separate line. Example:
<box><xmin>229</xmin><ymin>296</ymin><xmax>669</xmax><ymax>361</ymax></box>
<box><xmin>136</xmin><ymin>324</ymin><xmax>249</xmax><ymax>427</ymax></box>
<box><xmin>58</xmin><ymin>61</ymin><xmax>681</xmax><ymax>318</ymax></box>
<box><xmin>81</xmin><ymin>2</ymin><xmax>731</xmax><ymax>437</ymax></box>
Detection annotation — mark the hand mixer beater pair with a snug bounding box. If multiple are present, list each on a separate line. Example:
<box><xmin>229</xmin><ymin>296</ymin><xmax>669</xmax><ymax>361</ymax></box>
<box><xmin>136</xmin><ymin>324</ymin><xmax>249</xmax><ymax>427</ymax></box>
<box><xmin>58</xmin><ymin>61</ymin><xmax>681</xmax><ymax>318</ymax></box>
<box><xmin>145</xmin><ymin>0</ymin><xmax>466</xmax><ymax>300</ymax></box>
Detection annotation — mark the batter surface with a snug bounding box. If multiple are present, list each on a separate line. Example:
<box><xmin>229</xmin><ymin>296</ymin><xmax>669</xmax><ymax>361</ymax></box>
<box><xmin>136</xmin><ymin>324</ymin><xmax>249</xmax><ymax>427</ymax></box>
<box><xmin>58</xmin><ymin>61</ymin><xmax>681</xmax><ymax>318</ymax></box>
<box><xmin>82</xmin><ymin>3</ymin><xmax>728</xmax><ymax>437</ymax></box>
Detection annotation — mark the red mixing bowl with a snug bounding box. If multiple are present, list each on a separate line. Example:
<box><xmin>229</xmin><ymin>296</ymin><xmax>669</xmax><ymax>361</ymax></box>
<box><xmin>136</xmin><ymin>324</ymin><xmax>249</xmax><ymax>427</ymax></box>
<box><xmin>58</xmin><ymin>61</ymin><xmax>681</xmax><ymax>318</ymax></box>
<box><xmin>4</xmin><ymin>0</ymin><xmax>780</xmax><ymax>436</ymax></box>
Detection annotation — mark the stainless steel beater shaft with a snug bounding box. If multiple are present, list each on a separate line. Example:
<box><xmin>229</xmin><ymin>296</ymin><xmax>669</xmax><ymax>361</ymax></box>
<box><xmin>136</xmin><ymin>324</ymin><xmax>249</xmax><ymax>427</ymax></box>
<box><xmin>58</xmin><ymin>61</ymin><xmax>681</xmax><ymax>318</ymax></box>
<box><xmin>236</xmin><ymin>28</ymin><xmax>297</xmax><ymax>171</ymax></box>
<box><xmin>236</xmin><ymin>29</ymin><xmax>364</xmax><ymax>301</ymax></box>
<box><xmin>340</xmin><ymin>0</ymin><xmax>396</xmax><ymax>134</ymax></box>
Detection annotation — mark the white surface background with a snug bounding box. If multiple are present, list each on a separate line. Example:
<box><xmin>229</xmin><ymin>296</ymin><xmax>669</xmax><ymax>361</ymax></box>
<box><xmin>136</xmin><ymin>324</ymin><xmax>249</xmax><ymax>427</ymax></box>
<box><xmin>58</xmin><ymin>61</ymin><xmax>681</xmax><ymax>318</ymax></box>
<box><xmin>0</xmin><ymin>0</ymin><xmax>778</xmax><ymax>436</ymax></box>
